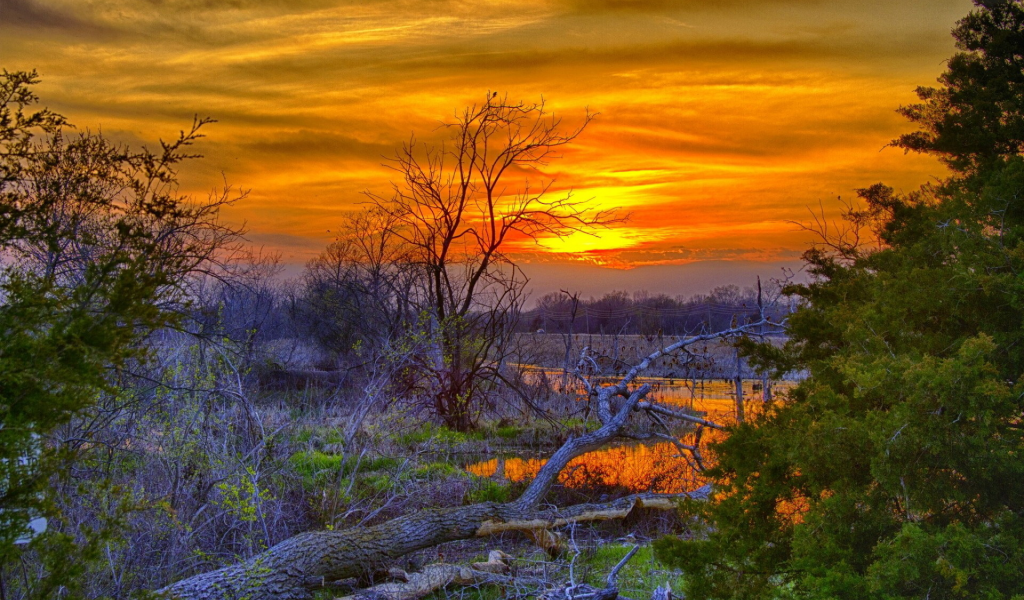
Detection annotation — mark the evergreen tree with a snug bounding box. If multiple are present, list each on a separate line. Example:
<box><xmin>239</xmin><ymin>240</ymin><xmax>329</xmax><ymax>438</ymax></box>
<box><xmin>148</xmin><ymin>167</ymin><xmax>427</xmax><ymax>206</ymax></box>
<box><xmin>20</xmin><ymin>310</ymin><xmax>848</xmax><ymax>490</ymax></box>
<box><xmin>655</xmin><ymin>3</ymin><xmax>1024</xmax><ymax>598</ymax></box>
<box><xmin>895</xmin><ymin>0</ymin><xmax>1024</xmax><ymax>177</ymax></box>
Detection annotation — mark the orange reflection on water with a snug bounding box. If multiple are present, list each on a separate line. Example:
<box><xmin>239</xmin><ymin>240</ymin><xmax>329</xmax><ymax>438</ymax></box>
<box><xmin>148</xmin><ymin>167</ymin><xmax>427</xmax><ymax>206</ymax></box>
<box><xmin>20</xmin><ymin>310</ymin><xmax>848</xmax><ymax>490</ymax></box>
<box><xmin>467</xmin><ymin>379</ymin><xmax>792</xmax><ymax>494</ymax></box>
<box><xmin>467</xmin><ymin>442</ymin><xmax>703</xmax><ymax>494</ymax></box>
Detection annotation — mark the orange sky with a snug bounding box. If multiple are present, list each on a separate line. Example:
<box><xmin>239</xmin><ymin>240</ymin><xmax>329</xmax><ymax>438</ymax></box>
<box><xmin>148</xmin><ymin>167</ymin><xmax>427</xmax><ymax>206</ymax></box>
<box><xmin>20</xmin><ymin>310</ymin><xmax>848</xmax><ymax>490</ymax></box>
<box><xmin>1</xmin><ymin>0</ymin><xmax>974</xmax><ymax>294</ymax></box>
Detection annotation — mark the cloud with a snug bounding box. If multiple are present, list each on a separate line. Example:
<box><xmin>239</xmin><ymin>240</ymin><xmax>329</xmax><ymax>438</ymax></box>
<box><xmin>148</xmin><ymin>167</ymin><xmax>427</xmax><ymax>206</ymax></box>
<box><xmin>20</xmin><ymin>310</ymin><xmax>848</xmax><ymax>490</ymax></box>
<box><xmin>0</xmin><ymin>0</ymin><xmax>113</xmax><ymax>36</ymax></box>
<box><xmin>556</xmin><ymin>0</ymin><xmax>824</xmax><ymax>15</ymax></box>
<box><xmin>244</xmin><ymin>230</ymin><xmax>326</xmax><ymax>251</ymax></box>
<box><xmin>225</xmin><ymin>28</ymin><xmax>952</xmax><ymax>89</ymax></box>
<box><xmin>140</xmin><ymin>0</ymin><xmax>337</xmax><ymax>9</ymax></box>
<box><xmin>240</xmin><ymin>130</ymin><xmax>394</xmax><ymax>162</ymax></box>
<box><xmin>2</xmin><ymin>0</ymin><xmax>965</xmax><ymax>274</ymax></box>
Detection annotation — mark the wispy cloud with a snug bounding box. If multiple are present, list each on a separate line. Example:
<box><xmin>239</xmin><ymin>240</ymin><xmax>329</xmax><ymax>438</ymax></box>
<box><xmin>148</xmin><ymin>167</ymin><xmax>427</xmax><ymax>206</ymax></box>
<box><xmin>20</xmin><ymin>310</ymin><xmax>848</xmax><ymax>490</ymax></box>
<box><xmin>555</xmin><ymin>0</ymin><xmax>826</xmax><ymax>14</ymax></box>
<box><xmin>1</xmin><ymin>0</ymin><xmax>114</xmax><ymax>36</ymax></box>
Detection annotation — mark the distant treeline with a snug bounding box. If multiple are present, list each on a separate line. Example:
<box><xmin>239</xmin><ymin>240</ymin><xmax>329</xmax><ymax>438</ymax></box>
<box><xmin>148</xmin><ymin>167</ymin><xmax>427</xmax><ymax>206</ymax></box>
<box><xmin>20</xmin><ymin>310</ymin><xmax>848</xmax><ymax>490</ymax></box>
<box><xmin>519</xmin><ymin>285</ymin><xmax>796</xmax><ymax>336</ymax></box>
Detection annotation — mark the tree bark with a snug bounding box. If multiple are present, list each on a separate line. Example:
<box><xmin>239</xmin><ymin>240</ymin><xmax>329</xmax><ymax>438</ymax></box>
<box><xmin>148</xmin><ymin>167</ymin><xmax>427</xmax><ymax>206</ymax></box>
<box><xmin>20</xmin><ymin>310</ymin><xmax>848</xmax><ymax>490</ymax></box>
<box><xmin>157</xmin><ymin>493</ymin><xmax>700</xmax><ymax>600</ymax></box>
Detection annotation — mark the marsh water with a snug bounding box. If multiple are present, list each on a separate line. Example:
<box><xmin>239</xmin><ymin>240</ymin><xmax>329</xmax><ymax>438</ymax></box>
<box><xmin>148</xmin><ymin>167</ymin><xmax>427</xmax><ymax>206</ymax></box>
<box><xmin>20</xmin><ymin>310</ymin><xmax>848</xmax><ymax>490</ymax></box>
<box><xmin>467</xmin><ymin>376</ymin><xmax>793</xmax><ymax>494</ymax></box>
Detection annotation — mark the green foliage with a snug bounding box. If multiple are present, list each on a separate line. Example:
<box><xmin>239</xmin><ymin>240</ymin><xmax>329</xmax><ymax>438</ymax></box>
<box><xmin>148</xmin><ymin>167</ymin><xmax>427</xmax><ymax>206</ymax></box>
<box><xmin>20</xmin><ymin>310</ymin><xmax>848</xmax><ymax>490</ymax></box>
<box><xmin>492</xmin><ymin>425</ymin><xmax>523</xmax><ymax>440</ymax></box>
<box><xmin>396</xmin><ymin>423</ymin><xmax>486</xmax><ymax>447</ymax></box>
<box><xmin>291</xmin><ymin>426</ymin><xmax>345</xmax><ymax>446</ymax></box>
<box><xmin>0</xmin><ymin>70</ymin><xmax>238</xmax><ymax>596</ymax></box>
<box><xmin>895</xmin><ymin>0</ymin><xmax>1024</xmax><ymax>176</ymax></box>
<box><xmin>657</xmin><ymin>4</ymin><xmax>1024</xmax><ymax>597</ymax></box>
<box><xmin>288</xmin><ymin>451</ymin><xmax>346</xmax><ymax>486</ymax></box>
<box><xmin>465</xmin><ymin>479</ymin><xmax>512</xmax><ymax>504</ymax></box>
<box><xmin>581</xmin><ymin>544</ymin><xmax>686</xmax><ymax>600</ymax></box>
<box><xmin>289</xmin><ymin>451</ymin><xmax>399</xmax><ymax>488</ymax></box>
<box><xmin>356</xmin><ymin>473</ymin><xmax>395</xmax><ymax>498</ymax></box>
<box><xmin>215</xmin><ymin>467</ymin><xmax>271</xmax><ymax>524</ymax></box>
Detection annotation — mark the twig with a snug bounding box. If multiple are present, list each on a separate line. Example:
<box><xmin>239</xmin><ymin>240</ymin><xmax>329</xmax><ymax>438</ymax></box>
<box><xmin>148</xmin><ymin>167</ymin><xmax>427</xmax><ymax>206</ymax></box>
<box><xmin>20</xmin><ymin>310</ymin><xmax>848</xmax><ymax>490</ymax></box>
<box><xmin>606</xmin><ymin>545</ymin><xmax>640</xmax><ymax>588</ymax></box>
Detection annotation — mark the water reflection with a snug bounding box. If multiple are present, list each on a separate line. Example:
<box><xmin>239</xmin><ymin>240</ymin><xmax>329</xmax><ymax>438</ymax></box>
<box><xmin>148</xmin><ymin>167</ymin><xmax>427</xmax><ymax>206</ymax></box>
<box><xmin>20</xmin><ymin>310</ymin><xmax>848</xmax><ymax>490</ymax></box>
<box><xmin>467</xmin><ymin>378</ymin><xmax>791</xmax><ymax>494</ymax></box>
<box><xmin>467</xmin><ymin>443</ymin><xmax>703</xmax><ymax>493</ymax></box>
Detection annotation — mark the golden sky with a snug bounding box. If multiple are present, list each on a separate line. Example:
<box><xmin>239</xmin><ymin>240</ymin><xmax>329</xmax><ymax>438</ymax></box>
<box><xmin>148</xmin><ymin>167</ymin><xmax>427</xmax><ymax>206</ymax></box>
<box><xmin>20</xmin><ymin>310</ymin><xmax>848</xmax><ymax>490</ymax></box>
<box><xmin>1</xmin><ymin>0</ymin><xmax>974</xmax><ymax>292</ymax></box>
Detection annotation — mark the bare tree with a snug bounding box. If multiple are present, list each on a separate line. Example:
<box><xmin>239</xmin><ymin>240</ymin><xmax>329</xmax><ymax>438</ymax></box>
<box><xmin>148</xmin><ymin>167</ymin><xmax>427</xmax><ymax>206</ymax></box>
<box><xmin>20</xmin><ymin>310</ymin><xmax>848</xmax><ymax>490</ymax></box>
<box><xmin>369</xmin><ymin>93</ymin><xmax>616</xmax><ymax>430</ymax></box>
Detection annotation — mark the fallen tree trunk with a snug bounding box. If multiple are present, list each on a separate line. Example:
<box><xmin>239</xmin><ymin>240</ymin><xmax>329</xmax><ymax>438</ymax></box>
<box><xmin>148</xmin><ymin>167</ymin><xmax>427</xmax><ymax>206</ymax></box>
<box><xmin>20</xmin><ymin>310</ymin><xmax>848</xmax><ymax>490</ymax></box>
<box><xmin>338</xmin><ymin>546</ymin><xmax>678</xmax><ymax>600</ymax></box>
<box><xmin>338</xmin><ymin>563</ymin><xmax>513</xmax><ymax>600</ymax></box>
<box><xmin>343</xmin><ymin>544</ymin><xmax>675</xmax><ymax>600</ymax></box>
<box><xmin>157</xmin><ymin>492</ymin><xmax>703</xmax><ymax>600</ymax></box>
<box><xmin>334</xmin><ymin>550</ymin><xmax>529</xmax><ymax>600</ymax></box>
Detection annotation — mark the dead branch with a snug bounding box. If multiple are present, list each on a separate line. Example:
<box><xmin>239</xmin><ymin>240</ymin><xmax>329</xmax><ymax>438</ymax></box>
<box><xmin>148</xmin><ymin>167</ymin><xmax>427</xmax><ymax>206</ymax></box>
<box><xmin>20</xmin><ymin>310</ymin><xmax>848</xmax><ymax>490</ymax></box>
<box><xmin>334</xmin><ymin>550</ymin><xmax>546</xmax><ymax>600</ymax></box>
<box><xmin>157</xmin><ymin>491</ymin><xmax>699</xmax><ymax>600</ymax></box>
<box><xmin>539</xmin><ymin>544</ymin><xmax>641</xmax><ymax>600</ymax></box>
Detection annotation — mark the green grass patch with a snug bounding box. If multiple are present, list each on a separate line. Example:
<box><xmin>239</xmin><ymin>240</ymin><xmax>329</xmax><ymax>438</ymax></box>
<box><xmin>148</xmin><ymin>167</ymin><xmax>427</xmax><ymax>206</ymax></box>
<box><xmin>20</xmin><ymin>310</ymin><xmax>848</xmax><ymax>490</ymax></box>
<box><xmin>362</xmin><ymin>455</ymin><xmax>402</xmax><ymax>471</ymax></box>
<box><xmin>578</xmin><ymin>544</ymin><xmax>685</xmax><ymax>598</ymax></box>
<box><xmin>290</xmin><ymin>450</ymin><xmax>345</xmax><ymax>487</ymax></box>
<box><xmin>356</xmin><ymin>473</ymin><xmax>395</xmax><ymax>498</ymax></box>
<box><xmin>291</xmin><ymin>426</ymin><xmax>345</xmax><ymax>446</ymax></box>
<box><xmin>289</xmin><ymin>451</ymin><xmax>401</xmax><ymax>488</ymax></box>
<box><xmin>493</xmin><ymin>425</ymin><xmax>522</xmax><ymax>439</ymax></box>
<box><xmin>396</xmin><ymin>423</ymin><xmax>486</xmax><ymax>446</ymax></box>
<box><xmin>465</xmin><ymin>479</ymin><xmax>512</xmax><ymax>503</ymax></box>
<box><xmin>557</xmin><ymin>417</ymin><xmax>600</xmax><ymax>433</ymax></box>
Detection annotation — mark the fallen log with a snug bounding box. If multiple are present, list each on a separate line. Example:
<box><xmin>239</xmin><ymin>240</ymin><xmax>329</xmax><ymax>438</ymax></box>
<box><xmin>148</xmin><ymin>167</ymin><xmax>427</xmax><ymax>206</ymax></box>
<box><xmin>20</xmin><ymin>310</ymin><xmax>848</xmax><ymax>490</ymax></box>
<box><xmin>157</xmin><ymin>492</ymin><xmax>702</xmax><ymax>600</ymax></box>
<box><xmin>338</xmin><ymin>564</ymin><xmax>503</xmax><ymax>600</ymax></box>
<box><xmin>336</xmin><ymin>550</ymin><xmax>527</xmax><ymax>600</ymax></box>
<box><xmin>342</xmin><ymin>544</ymin><xmax>679</xmax><ymax>600</ymax></box>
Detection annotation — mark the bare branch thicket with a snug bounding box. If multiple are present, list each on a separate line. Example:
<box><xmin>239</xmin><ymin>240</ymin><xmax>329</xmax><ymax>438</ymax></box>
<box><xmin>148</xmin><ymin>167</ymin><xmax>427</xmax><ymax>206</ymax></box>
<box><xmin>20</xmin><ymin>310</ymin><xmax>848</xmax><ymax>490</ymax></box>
<box><xmin>359</xmin><ymin>94</ymin><xmax>620</xmax><ymax>431</ymax></box>
<box><xmin>159</xmin><ymin>314</ymin><xmax>786</xmax><ymax>600</ymax></box>
<box><xmin>790</xmin><ymin>190</ymin><xmax>902</xmax><ymax>266</ymax></box>
<box><xmin>299</xmin><ymin>208</ymin><xmax>422</xmax><ymax>359</ymax></box>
